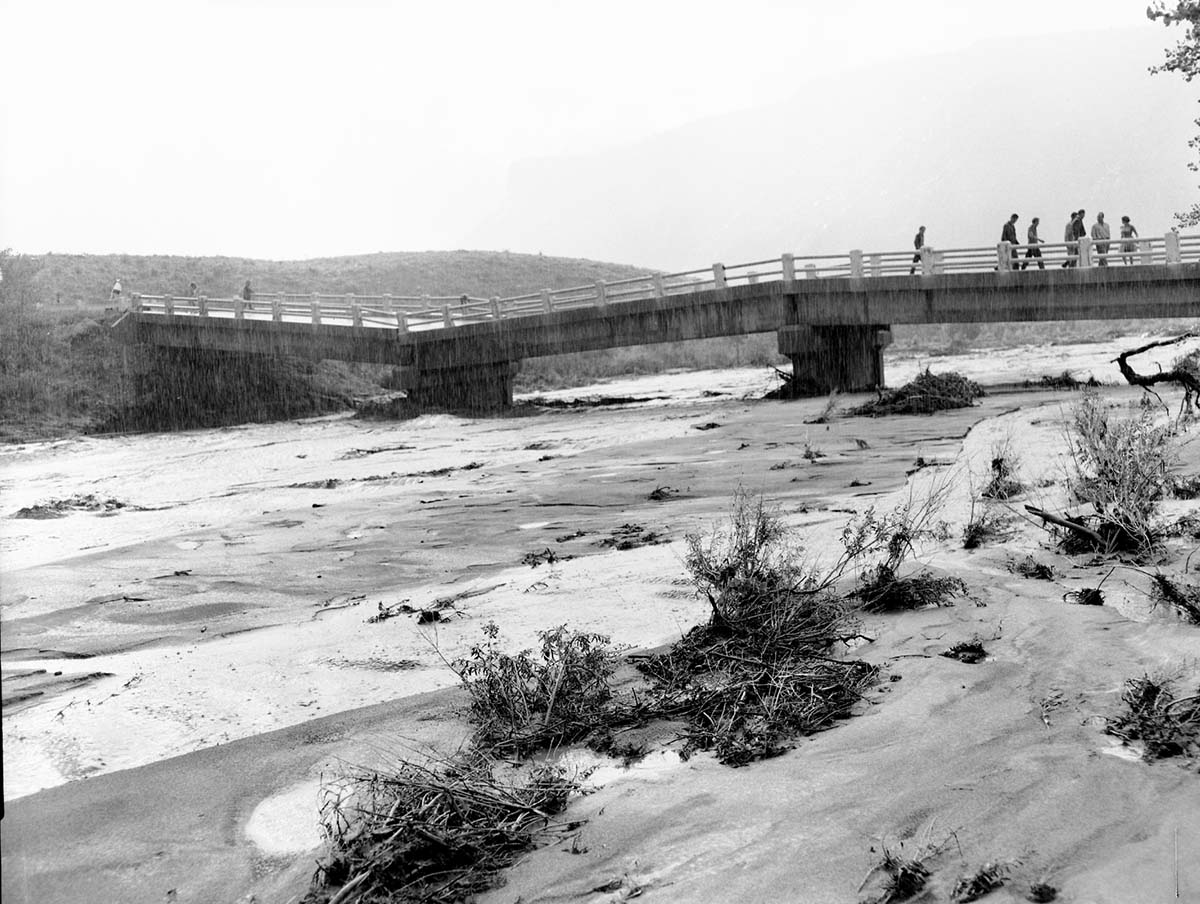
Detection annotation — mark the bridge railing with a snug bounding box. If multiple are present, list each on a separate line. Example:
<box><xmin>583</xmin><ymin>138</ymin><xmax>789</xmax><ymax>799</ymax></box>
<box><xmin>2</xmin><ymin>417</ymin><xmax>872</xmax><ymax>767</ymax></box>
<box><xmin>129</xmin><ymin>231</ymin><xmax>1198</xmax><ymax>332</ymax></box>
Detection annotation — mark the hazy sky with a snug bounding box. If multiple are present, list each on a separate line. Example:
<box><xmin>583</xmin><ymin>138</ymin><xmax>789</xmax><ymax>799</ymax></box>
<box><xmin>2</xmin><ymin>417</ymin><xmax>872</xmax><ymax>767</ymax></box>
<box><xmin>0</xmin><ymin>0</ymin><xmax>1191</xmax><ymax>263</ymax></box>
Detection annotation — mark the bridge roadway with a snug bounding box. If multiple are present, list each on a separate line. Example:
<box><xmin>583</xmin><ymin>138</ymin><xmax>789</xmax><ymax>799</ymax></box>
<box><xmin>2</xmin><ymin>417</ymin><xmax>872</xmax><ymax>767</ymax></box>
<box><xmin>114</xmin><ymin>233</ymin><xmax>1200</xmax><ymax>409</ymax></box>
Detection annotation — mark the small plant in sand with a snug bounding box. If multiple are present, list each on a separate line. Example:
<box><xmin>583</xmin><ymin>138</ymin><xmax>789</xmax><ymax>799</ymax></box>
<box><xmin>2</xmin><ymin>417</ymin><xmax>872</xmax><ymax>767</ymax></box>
<box><xmin>453</xmin><ymin>623</ymin><xmax>622</xmax><ymax>755</ymax></box>
<box><xmin>1105</xmin><ymin>672</ymin><xmax>1200</xmax><ymax>760</ymax></box>
<box><xmin>1062</xmin><ymin>390</ymin><xmax>1176</xmax><ymax>556</ymax></box>
<box><xmin>980</xmin><ymin>437</ymin><xmax>1024</xmax><ymax>500</ymax></box>
<box><xmin>846</xmin><ymin>484</ymin><xmax>966</xmax><ymax>612</ymax></box>
<box><xmin>1010</xmin><ymin>555</ymin><xmax>1056</xmax><ymax>580</ymax></box>
<box><xmin>951</xmin><ymin>861</ymin><xmax>1010</xmax><ymax>902</ymax></box>
<box><xmin>310</xmin><ymin>750</ymin><xmax>579</xmax><ymax>904</ymax></box>
<box><xmin>962</xmin><ymin>501</ymin><xmax>1013</xmax><ymax>550</ymax></box>
<box><xmin>859</xmin><ymin>838</ymin><xmax>942</xmax><ymax>904</ymax></box>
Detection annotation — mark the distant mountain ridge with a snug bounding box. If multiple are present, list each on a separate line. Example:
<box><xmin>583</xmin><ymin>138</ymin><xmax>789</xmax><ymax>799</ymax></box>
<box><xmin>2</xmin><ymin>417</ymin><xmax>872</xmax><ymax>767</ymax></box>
<box><xmin>9</xmin><ymin>250</ymin><xmax>654</xmax><ymax>308</ymax></box>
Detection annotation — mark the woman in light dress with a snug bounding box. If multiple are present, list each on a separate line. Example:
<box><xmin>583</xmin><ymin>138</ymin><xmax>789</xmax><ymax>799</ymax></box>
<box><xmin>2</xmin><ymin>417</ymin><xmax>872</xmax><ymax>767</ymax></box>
<box><xmin>1119</xmin><ymin>216</ymin><xmax>1139</xmax><ymax>266</ymax></box>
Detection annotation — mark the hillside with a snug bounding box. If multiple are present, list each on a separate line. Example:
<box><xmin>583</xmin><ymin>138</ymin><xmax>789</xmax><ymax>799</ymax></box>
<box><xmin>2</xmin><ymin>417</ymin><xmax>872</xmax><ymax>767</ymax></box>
<box><xmin>9</xmin><ymin>249</ymin><xmax>655</xmax><ymax>308</ymax></box>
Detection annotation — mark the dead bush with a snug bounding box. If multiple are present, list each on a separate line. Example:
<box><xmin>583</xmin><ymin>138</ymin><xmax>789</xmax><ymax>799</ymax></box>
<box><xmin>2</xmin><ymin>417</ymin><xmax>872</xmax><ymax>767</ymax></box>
<box><xmin>1149</xmin><ymin>573</ymin><xmax>1200</xmax><ymax>624</ymax></box>
<box><xmin>309</xmin><ymin>751</ymin><xmax>578</xmax><ymax>904</ymax></box>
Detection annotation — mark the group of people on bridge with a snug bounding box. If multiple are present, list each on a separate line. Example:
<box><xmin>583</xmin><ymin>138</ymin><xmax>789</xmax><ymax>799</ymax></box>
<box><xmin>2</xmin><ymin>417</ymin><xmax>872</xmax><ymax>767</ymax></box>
<box><xmin>911</xmin><ymin>212</ymin><xmax>1141</xmax><ymax>274</ymax></box>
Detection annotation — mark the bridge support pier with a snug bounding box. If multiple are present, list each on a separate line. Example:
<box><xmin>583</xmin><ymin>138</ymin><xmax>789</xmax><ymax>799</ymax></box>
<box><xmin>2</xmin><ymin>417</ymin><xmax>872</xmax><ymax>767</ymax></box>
<box><xmin>777</xmin><ymin>324</ymin><xmax>892</xmax><ymax>394</ymax></box>
<box><xmin>395</xmin><ymin>361</ymin><xmax>520</xmax><ymax>411</ymax></box>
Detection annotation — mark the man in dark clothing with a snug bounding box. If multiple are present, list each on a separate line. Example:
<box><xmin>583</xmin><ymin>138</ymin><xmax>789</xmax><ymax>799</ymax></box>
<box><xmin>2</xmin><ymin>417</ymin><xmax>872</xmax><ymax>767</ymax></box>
<box><xmin>1021</xmin><ymin>217</ymin><xmax>1045</xmax><ymax>270</ymax></box>
<box><xmin>1063</xmin><ymin>210</ymin><xmax>1082</xmax><ymax>267</ymax></box>
<box><xmin>1001</xmin><ymin>214</ymin><xmax>1019</xmax><ymax>268</ymax></box>
<box><xmin>242</xmin><ymin>281</ymin><xmax>253</xmax><ymax>302</ymax></box>
<box><xmin>910</xmin><ymin>225</ymin><xmax>925</xmax><ymax>275</ymax></box>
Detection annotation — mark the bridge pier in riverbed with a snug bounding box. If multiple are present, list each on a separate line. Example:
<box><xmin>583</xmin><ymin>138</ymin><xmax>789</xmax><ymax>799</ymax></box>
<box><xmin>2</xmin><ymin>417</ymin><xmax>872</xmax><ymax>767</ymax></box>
<box><xmin>394</xmin><ymin>360</ymin><xmax>520</xmax><ymax>411</ymax></box>
<box><xmin>777</xmin><ymin>324</ymin><xmax>893</xmax><ymax>393</ymax></box>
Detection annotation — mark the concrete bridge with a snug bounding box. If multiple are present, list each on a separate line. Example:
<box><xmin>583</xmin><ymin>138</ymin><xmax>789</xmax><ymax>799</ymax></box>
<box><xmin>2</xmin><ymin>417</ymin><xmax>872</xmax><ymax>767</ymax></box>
<box><xmin>114</xmin><ymin>231</ymin><xmax>1200</xmax><ymax>409</ymax></box>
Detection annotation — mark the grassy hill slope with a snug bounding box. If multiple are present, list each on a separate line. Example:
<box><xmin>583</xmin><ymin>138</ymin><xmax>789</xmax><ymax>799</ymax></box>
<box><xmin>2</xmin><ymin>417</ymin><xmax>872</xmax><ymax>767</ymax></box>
<box><xmin>15</xmin><ymin>250</ymin><xmax>655</xmax><ymax>307</ymax></box>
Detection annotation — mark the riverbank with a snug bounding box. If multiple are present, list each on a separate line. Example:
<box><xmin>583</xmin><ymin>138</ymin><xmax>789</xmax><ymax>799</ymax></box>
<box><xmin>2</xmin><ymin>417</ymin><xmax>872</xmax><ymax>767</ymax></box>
<box><xmin>4</xmin><ymin>346</ymin><xmax>1200</xmax><ymax>902</ymax></box>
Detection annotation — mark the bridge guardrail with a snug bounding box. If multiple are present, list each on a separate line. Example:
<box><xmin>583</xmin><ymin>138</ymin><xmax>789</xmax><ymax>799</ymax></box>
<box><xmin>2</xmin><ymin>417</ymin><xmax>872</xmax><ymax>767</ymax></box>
<box><xmin>129</xmin><ymin>230</ymin><xmax>1199</xmax><ymax>332</ymax></box>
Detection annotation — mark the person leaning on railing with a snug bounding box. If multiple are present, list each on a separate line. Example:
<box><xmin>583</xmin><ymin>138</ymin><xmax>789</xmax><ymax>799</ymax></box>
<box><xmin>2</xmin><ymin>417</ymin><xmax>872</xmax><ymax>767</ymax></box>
<box><xmin>1062</xmin><ymin>211</ymin><xmax>1079</xmax><ymax>267</ymax></box>
<box><xmin>1021</xmin><ymin>217</ymin><xmax>1045</xmax><ymax>270</ymax></box>
<box><xmin>909</xmin><ymin>225</ymin><xmax>925</xmax><ymax>275</ymax></box>
<box><xmin>1001</xmin><ymin>214</ymin><xmax>1019</xmax><ymax>267</ymax></box>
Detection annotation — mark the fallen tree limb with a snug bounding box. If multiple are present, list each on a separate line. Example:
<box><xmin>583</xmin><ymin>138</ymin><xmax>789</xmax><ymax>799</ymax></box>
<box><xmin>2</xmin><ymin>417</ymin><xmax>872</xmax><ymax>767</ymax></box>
<box><xmin>1114</xmin><ymin>332</ymin><xmax>1200</xmax><ymax>410</ymax></box>
<box><xmin>1024</xmin><ymin>504</ymin><xmax>1106</xmax><ymax>547</ymax></box>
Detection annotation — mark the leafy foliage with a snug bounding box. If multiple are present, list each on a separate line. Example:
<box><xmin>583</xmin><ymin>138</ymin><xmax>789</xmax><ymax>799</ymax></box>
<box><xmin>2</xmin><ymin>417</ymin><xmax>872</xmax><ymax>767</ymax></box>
<box><xmin>1147</xmin><ymin>2</ymin><xmax>1200</xmax><ymax>226</ymax></box>
<box><xmin>454</xmin><ymin>623</ymin><xmax>621</xmax><ymax>756</ymax></box>
<box><xmin>1065</xmin><ymin>391</ymin><xmax>1176</xmax><ymax>555</ymax></box>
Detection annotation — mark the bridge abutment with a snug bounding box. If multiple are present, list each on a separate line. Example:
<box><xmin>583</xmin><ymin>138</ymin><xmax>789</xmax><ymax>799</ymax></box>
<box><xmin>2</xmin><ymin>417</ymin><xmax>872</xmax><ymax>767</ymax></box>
<box><xmin>778</xmin><ymin>324</ymin><xmax>892</xmax><ymax>393</ymax></box>
<box><xmin>395</xmin><ymin>361</ymin><xmax>519</xmax><ymax>411</ymax></box>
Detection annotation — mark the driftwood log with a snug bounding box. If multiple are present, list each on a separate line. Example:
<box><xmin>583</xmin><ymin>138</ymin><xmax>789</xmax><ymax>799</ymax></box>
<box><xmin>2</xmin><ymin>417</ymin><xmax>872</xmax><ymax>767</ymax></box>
<box><xmin>1024</xmin><ymin>504</ymin><xmax>1105</xmax><ymax>547</ymax></box>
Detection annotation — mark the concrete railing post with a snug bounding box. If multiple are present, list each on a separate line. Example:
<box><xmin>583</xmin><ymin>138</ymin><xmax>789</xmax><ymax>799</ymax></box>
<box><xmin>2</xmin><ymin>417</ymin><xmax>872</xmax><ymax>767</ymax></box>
<box><xmin>311</xmin><ymin>293</ymin><xmax>322</xmax><ymax>325</ymax></box>
<box><xmin>781</xmin><ymin>253</ymin><xmax>796</xmax><ymax>282</ymax></box>
<box><xmin>351</xmin><ymin>303</ymin><xmax>362</xmax><ymax>327</ymax></box>
<box><xmin>747</xmin><ymin>271</ymin><xmax>759</xmax><ymax>285</ymax></box>
<box><xmin>920</xmin><ymin>246</ymin><xmax>934</xmax><ymax>276</ymax></box>
<box><xmin>490</xmin><ymin>296</ymin><xmax>502</xmax><ymax>319</ymax></box>
<box><xmin>197</xmin><ymin>296</ymin><xmax>208</xmax><ymax>316</ymax></box>
<box><xmin>997</xmin><ymin>243</ymin><xmax>1012</xmax><ymax>271</ymax></box>
<box><xmin>652</xmin><ymin>273</ymin><xmax>665</xmax><ymax>298</ymax></box>
<box><xmin>421</xmin><ymin>293</ymin><xmax>431</xmax><ymax>312</ymax></box>
<box><xmin>397</xmin><ymin>309</ymin><xmax>408</xmax><ymax>334</ymax></box>
<box><xmin>712</xmin><ymin>263</ymin><xmax>726</xmax><ymax>289</ymax></box>
<box><xmin>1078</xmin><ymin>236</ymin><xmax>1093</xmax><ymax>268</ymax></box>
<box><xmin>805</xmin><ymin>264</ymin><xmax>818</xmax><ymax>278</ymax></box>
<box><xmin>1166</xmin><ymin>231</ymin><xmax>1183</xmax><ymax>265</ymax></box>
<box><xmin>542</xmin><ymin>289</ymin><xmax>553</xmax><ymax>314</ymax></box>
<box><xmin>131</xmin><ymin>294</ymin><xmax>143</xmax><ymax>312</ymax></box>
<box><xmin>164</xmin><ymin>296</ymin><xmax>175</xmax><ymax>316</ymax></box>
<box><xmin>1141</xmin><ymin>242</ymin><xmax>1154</xmax><ymax>266</ymax></box>
<box><xmin>232</xmin><ymin>297</ymin><xmax>244</xmax><ymax>320</ymax></box>
<box><xmin>869</xmin><ymin>253</ymin><xmax>882</xmax><ymax>277</ymax></box>
<box><xmin>442</xmin><ymin>304</ymin><xmax>454</xmax><ymax>328</ymax></box>
<box><xmin>849</xmin><ymin>250</ymin><xmax>864</xmax><ymax>278</ymax></box>
<box><xmin>344</xmin><ymin>293</ymin><xmax>354</xmax><ymax>325</ymax></box>
<box><xmin>595</xmin><ymin>280</ymin><xmax>608</xmax><ymax>307</ymax></box>
<box><xmin>271</xmin><ymin>295</ymin><xmax>282</xmax><ymax>322</ymax></box>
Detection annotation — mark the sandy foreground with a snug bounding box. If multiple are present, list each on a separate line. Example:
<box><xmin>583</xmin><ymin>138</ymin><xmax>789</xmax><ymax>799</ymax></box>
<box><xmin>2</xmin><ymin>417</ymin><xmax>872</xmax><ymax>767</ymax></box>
<box><xmin>3</xmin><ymin>337</ymin><xmax>1200</xmax><ymax>903</ymax></box>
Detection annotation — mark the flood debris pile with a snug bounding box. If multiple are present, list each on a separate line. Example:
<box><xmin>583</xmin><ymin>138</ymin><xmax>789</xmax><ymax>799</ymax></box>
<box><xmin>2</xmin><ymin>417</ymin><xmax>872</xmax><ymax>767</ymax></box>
<box><xmin>851</xmin><ymin>370</ymin><xmax>984</xmax><ymax>417</ymax></box>
<box><xmin>1105</xmin><ymin>673</ymin><xmax>1200</xmax><ymax>760</ymax></box>
<box><xmin>307</xmin><ymin>752</ymin><xmax>578</xmax><ymax>904</ymax></box>
<box><xmin>13</xmin><ymin>494</ymin><xmax>136</xmax><ymax>519</ymax></box>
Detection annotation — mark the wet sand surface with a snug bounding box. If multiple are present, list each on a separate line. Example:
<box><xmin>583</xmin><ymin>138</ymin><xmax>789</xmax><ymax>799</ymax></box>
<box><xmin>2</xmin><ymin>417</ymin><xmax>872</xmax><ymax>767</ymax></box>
<box><xmin>4</xmin><ymin>344</ymin><xmax>1200</xmax><ymax>903</ymax></box>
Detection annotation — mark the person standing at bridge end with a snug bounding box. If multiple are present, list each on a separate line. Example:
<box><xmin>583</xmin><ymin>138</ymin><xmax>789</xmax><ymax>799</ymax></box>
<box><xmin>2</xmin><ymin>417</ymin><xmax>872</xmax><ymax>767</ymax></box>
<box><xmin>110</xmin><ymin>278</ymin><xmax>122</xmax><ymax>301</ymax></box>
<box><xmin>1001</xmin><ymin>214</ymin><xmax>1019</xmax><ymax>268</ymax></box>
<box><xmin>1091</xmin><ymin>212</ymin><xmax>1111</xmax><ymax>266</ymax></box>
<box><xmin>1021</xmin><ymin>217</ymin><xmax>1045</xmax><ymax>270</ymax></box>
<box><xmin>910</xmin><ymin>225</ymin><xmax>925</xmax><ymax>275</ymax></box>
<box><xmin>242</xmin><ymin>280</ymin><xmax>253</xmax><ymax>302</ymax></box>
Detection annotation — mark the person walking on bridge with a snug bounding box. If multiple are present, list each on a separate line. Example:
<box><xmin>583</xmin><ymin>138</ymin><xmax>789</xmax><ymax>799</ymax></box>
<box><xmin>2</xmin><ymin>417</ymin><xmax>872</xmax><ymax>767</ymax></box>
<box><xmin>242</xmin><ymin>280</ymin><xmax>253</xmax><ymax>302</ymax></box>
<box><xmin>1091</xmin><ymin>212</ymin><xmax>1111</xmax><ymax>266</ymax></box>
<box><xmin>1021</xmin><ymin>217</ymin><xmax>1045</xmax><ymax>270</ymax></box>
<box><xmin>910</xmin><ymin>225</ymin><xmax>925</xmax><ymax>275</ymax></box>
<box><xmin>1001</xmin><ymin>214</ymin><xmax>1019</xmax><ymax>268</ymax></box>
